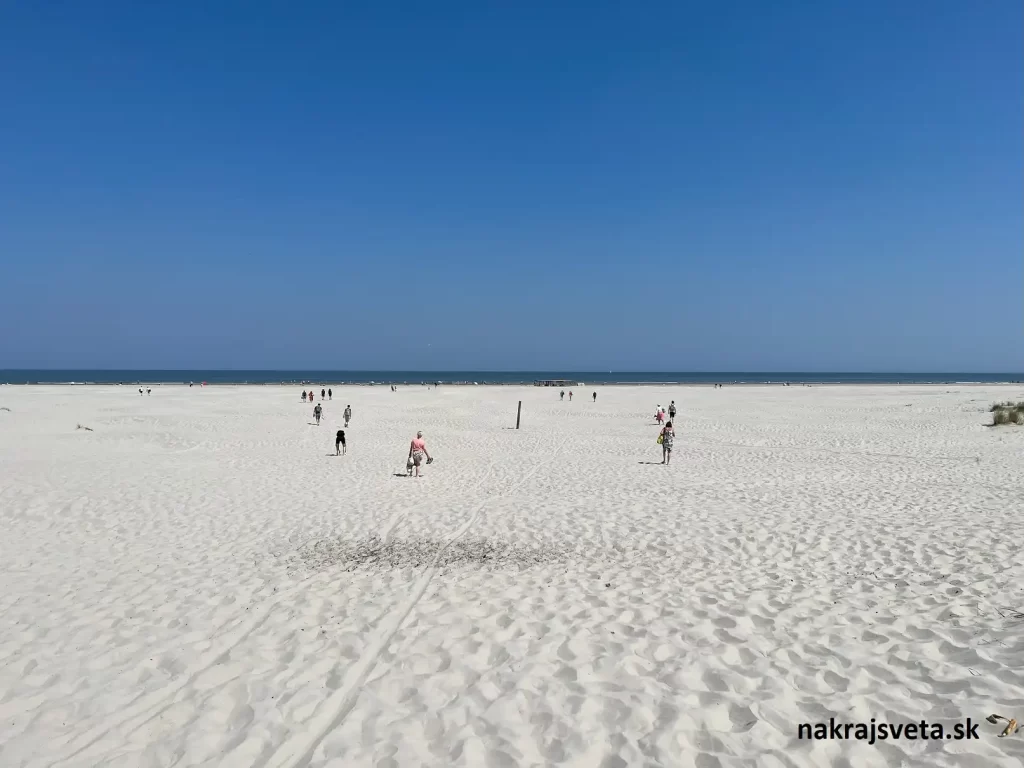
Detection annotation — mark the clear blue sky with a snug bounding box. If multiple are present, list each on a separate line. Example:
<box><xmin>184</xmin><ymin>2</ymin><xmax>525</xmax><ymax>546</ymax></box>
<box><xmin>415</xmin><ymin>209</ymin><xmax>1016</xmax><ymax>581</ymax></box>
<box><xmin>1</xmin><ymin>1</ymin><xmax>1021</xmax><ymax>371</ymax></box>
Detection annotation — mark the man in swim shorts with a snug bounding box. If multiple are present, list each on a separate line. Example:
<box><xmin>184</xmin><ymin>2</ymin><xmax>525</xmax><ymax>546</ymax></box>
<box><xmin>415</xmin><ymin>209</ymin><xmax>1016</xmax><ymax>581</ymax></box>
<box><xmin>408</xmin><ymin>431</ymin><xmax>431</xmax><ymax>478</ymax></box>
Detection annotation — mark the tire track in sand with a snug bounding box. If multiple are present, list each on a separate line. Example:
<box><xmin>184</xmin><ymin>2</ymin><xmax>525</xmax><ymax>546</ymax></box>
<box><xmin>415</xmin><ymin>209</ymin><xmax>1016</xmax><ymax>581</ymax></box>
<box><xmin>377</xmin><ymin>458</ymin><xmax>500</xmax><ymax>544</ymax></box>
<box><xmin>42</xmin><ymin>439</ymin><xmax>542</xmax><ymax>767</ymax></box>
<box><xmin>42</xmin><ymin>469</ymin><xmax>367</xmax><ymax>768</ymax></box>
<box><xmin>47</xmin><ymin>460</ymin><xmax>471</xmax><ymax>767</ymax></box>
<box><xmin>45</xmin><ymin>546</ymin><xmax>355</xmax><ymax>768</ymax></box>
<box><xmin>42</xmin><ymin>603</ymin><xmax>281</xmax><ymax>767</ymax></box>
<box><xmin>263</xmin><ymin>436</ymin><xmax>567</xmax><ymax>768</ymax></box>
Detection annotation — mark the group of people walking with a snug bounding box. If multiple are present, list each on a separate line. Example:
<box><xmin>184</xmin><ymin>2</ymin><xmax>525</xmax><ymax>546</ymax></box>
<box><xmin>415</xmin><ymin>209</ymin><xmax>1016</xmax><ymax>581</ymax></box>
<box><xmin>307</xmin><ymin>397</ymin><xmax>353</xmax><ymax>455</ymax></box>
<box><xmin>655</xmin><ymin>400</ymin><xmax>677</xmax><ymax>464</ymax></box>
<box><xmin>300</xmin><ymin>386</ymin><xmax>682</xmax><ymax>472</ymax></box>
<box><xmin>299</xmin><ymin>395</ymin><xmax>431</xmax><ymax>476</ymax></box>
<box><xmin>559</xmin><ymin>390</ymin><xmax>598</xmax><ymax>402</ymax></box>
<box><xmin>302</xmin><ymin>388</ymin><xmax>331</xmax><ymax>402</ymax></box>
<box><xmin>655</xmin><ymin>401</ymin><xmax>677</xmax><ymax>424</ymax></box>
<box><xmin>309</xmin><ymin>402</ymin><xmax>351</xmax><ymax>425</ymax></box>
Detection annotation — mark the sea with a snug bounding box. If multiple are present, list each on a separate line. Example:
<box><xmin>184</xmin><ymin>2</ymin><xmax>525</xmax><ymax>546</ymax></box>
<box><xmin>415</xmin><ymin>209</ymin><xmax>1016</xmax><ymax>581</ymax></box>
<box><xmin>1</xmin><ymin>371</ymin><xmax>1021</xmax><ymax>385</ymax></box>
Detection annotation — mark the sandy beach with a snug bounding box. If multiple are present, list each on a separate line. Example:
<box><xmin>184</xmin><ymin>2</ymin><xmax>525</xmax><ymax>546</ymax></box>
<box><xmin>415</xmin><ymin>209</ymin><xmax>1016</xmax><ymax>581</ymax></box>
<box><xmin>2</xmin><ymin>383</ymin><xmax>1024</xmax><ymax>767</ymax></box>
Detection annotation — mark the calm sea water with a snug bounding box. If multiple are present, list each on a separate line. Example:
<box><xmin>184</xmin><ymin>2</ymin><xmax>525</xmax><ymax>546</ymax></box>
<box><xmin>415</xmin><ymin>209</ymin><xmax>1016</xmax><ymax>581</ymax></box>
<box><xmin>1</xmin><ymin>370</ymin><xmax>1021</xmax><ymax>385</ymax></box>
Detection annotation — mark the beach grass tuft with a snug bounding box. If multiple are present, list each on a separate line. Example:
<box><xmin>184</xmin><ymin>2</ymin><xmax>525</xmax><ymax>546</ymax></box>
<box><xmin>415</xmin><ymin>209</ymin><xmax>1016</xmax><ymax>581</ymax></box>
<box><xmin>990</xmin><ymin>403</ymin><xmax>1024</xmax><ymax>426</ymax></box>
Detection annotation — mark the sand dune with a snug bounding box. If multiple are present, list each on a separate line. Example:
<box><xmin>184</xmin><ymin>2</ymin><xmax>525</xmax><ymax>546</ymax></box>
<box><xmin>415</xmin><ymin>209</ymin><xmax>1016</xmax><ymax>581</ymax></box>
<box><xmin>2</xmin><ymin>384</ymin><xmax>1024</xmax><ymax>767</ymax></box>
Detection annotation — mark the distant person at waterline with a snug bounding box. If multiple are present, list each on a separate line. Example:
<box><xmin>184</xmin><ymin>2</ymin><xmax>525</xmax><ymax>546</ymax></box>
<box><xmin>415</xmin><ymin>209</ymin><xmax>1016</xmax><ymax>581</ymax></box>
<box><xmin>344</xmin><ymin>405</ymin><xmax>352</xmax><ymax>427</ymax></box>
<box><xmin>313</xmin><ymin>403</ymin><xmax>322</xmax><ymax>425</ymax></box>
<box><xmin>408</xmin><ymin>431</ymin><xmax>432</xmax><ymax>478</ymax></box>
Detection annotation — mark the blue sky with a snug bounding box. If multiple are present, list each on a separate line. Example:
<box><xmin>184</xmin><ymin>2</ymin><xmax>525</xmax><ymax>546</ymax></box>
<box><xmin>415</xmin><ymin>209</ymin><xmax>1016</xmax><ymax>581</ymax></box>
<box><xmin>1</xmin><ymin>1</ymin><xmax>1021</xmax><ymax>371</ymax></box>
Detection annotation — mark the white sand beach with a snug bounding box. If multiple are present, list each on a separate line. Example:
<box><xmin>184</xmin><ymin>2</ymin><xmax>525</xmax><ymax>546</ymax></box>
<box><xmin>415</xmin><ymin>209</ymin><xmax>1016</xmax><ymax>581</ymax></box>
<box><xmin>2</xmin><ymin>383</ymin><xmax>1024</xmax><ymax>767</ymax></box>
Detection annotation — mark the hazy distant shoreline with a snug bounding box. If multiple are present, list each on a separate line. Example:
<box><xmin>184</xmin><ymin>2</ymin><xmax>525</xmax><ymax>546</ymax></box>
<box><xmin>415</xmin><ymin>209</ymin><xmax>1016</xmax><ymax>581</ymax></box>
<box><xmin>2</xmin><ymin>371</ymin><xmax>1022</xmax><ymax>386</ymax></box>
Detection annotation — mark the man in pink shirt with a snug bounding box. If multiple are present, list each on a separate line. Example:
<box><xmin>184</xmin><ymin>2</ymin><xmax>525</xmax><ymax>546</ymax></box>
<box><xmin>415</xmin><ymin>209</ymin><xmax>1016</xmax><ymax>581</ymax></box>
<box><xmin>408</xmin><ymin>431</ymin><xmax>432</xmax><ymax>478</ymax></box>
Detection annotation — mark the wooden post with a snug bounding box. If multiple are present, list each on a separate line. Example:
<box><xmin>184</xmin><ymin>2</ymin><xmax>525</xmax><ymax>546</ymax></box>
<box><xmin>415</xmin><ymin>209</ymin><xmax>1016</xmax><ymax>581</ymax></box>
<box><xmin>516</xmin><ymin>400</ymin><xmax>522</xmax><ymax>429</ymax></box>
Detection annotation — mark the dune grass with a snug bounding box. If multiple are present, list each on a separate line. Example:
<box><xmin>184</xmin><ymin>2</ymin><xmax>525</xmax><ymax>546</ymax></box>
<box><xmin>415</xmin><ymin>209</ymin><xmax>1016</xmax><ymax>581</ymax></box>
<box><xmin>990</xmin><ymin>402</ymin><xmax>1024</xmax><ymax>426</ymax></box>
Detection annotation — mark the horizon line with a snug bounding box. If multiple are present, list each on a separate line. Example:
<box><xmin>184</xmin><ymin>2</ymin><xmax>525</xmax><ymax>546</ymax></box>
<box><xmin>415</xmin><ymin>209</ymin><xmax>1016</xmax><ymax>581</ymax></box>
<box><xmin>3</xmin><ymin>368</ymin><xmax>1022</xmax><ymax>375</ymax></box>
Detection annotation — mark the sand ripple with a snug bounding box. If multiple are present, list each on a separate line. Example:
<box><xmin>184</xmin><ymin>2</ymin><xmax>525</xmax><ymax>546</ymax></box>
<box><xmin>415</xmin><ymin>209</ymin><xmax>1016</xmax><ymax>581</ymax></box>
<box><xmin>1</xmin><ymin>384</ymin><xmax>1023</xmax><ymax>766</ymax></box>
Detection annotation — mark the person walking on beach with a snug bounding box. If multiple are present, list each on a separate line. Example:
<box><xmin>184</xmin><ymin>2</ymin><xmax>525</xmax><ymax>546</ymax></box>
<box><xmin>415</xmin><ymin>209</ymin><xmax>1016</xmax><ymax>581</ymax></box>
<box><xmin>592</xmin><ymin>391</ymin><xmax>596</xmax><ymax>402</ymax></box>
<box><xmin>344</xmin><ymin>405</ymin><xmax>352</xmax><ymax>427</ymax></box>
<box><xmin>655</xmin><ymin>406</ymin><xmax>663</xmax><ymax>424</ymax></box>
<box><xmin>313</xmin><ymin>403</ymin><xmax>323</xmax><ymax>425</ymax></box>
<box><xmin>568</xmin><ymin>391</ymin><xmax>573</xmax><ymax>401</ymax></box>
<box><xmin>408</xmin><ymin>431</ymin><xmax>432</xmax><ymax>478</ymax></box>
<box><xmin>668</xmin><ymin>401</ymin><xmax>677</xmax><ymax>420</ymax></box>
<box><xmin>321</xmin><ymin>388</ymin><xmax>326</xmax><ymax>400</ymax></box>
<box><xmin>147</xmin><ymin>388</ymin><xmax>151</xmax><ymax>396</ymax></box>
<box><xmin>560</xmin><ymin>390</ymin><xmax>564</xmax><ymax>401</ymax></box>
<box><xmin>302</xmin><ymin>390</ymin><xmax>307</xmax><ymax>402</ymax></box>
<box><xmin>660</xmin><ymin>421</ymin><xmax>675</xmax><ymax>464</ymax></box>
<box><xmin>335</xmin><ymin>429</ymin><xmax>346</xmax><ymax>455</ymax></box>
<box><xmin>328</xmin><ymin>388</ymin><xmax>332</xmax><ymax>400</ymax></box>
